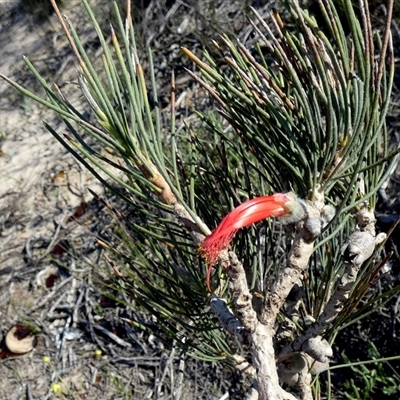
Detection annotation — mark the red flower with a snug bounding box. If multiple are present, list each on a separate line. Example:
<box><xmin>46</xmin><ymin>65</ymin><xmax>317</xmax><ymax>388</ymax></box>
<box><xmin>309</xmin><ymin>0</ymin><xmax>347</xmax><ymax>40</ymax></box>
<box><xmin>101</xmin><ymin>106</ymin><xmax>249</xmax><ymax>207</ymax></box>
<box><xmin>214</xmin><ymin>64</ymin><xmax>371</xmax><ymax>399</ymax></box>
<box><xmin>200</xmin><ymin>192</ymin><xmax>304</xmax><ymax>291</ymax></box>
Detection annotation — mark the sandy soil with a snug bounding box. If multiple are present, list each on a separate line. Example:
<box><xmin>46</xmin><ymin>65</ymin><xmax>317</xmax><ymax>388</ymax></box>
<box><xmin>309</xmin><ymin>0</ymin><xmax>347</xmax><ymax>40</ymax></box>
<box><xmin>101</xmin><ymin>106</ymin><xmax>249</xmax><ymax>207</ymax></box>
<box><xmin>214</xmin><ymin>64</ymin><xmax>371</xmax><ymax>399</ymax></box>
<box><xmin>0</xmin><ymin>2</ymin><xmax>125</xmax><ymax>399</ymax></box>
<box><xmin>0</xmin><ymin>2</ymin><xmax>248</xmax><ymax>399</ymax></box>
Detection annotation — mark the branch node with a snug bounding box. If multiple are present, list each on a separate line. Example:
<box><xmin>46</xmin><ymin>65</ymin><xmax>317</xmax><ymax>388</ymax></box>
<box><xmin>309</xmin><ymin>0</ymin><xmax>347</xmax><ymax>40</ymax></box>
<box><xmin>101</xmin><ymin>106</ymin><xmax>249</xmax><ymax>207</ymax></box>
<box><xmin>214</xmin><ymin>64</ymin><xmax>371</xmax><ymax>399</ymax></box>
<box><xmin>302</xmin><ymin>336</ymin><xmax>332</xmax><ymax>363</ymax></box>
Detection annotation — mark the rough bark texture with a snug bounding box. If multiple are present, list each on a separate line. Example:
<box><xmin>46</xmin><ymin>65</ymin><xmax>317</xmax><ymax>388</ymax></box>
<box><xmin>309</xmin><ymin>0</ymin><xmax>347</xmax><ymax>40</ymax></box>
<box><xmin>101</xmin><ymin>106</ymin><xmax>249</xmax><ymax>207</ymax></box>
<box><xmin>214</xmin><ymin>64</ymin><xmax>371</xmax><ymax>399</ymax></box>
<box><xmin>252</xmin><ymin>324</ymin><xmax>284</xmax><ymax>400</ymax></box>
<box><xmin>277</xmin><ymin>205</ymin><xmax>385</xmax><ymax>363</ymax></box>
<box><xmin>260</xmin><ymin>230</ymin><xmax>315</xmax><ymax>327</ymax></box>
<box><xmin>260</xmin><ymin>192</ymin><xmax>326</xmax><ymax>327</ymax></box>
<box><xmin>221</xmin><ymin>251</ymin><xmax>259</xmax><ymax>332</ymax></box>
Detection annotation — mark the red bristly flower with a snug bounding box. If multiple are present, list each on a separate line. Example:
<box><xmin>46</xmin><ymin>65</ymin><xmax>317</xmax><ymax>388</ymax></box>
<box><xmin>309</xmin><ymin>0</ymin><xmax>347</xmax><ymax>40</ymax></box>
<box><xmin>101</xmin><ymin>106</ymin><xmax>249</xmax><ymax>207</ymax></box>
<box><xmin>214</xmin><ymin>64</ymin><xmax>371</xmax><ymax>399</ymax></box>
<box><xmin>200</xmin><ymin>192</ymin><xmax>305</xmax><ymax>291</ymax></box>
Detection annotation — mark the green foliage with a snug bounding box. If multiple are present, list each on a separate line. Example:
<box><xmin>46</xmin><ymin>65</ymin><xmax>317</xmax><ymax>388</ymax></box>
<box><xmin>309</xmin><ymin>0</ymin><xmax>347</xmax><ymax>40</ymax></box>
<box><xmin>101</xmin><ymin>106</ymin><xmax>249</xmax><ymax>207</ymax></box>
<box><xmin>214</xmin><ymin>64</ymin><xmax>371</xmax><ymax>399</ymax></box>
<box><xmin>184</xmin><ymin>1</ymin><xmax>396</xmax><ymax>211</ymax></box>
<box><xmin>1</xmin><ymin>0</ymin><xmax>236</xmax><ymax>360</ymax></box>
<box><xmin>342</xmin><ymin>342</ymin><xmax>399</xmax><ymax>399</ymax></box>
<box><xmin>1</xmin><ymin>0</ymin><xmax>399</xmax><ymax>384</ymax></box>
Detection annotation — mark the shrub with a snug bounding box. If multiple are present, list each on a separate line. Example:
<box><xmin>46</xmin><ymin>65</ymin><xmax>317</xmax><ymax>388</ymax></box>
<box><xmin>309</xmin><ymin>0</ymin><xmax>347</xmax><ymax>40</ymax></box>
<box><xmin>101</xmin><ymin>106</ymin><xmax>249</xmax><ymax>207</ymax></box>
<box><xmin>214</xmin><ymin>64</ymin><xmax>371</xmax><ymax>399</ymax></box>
<box><xmin>2</xmin><ymin>0</ymin><xmax>399</xmax><ymax>398</ymax></box>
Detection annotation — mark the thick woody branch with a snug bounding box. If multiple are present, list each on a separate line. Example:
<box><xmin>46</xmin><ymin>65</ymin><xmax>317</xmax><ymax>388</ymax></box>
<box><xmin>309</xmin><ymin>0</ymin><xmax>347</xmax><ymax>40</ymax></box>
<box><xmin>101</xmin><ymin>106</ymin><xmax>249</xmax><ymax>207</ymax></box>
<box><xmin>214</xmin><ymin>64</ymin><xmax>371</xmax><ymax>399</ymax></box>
<box><xmin>213</xmin><ymin>253</ymin><xmax>284</xmax><ymax>398</ymax></box>
<box><xmin>219</xmin><ymin>251</ymin><xmax>259</xmax><ymax>332</ymax></box>
<box><xmin>252</xmin><ymin>324</ymin><xmax>287</xmax><ymax>400</ymax></box>
<box><xmin>251</xmin><ymin>318</ymin><xmax>303</xmax><ymax>399</ymax></box>
<box><xmin>261</xmin><ymin>228</ymin><xmax>315</xmax><ymax>327</ymax></box>
<box><xmin>246</xmin><ymin>192</ymin><xmax>326</xmax><ymax>399</ymax></box>
<box><xmin>297</xmin><ymin>367</ymin><xmax>313</xmax><ymax>400</ymax></box>
<box><xmin>278</xmin><ymin>204</ymin><xmax>385</xmax><ymax>361</ymax></box>
<box><xmin>260</xmin><ymin>191</ymin><xmax>326</xmax><ymax>326</ymax></box>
